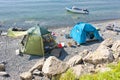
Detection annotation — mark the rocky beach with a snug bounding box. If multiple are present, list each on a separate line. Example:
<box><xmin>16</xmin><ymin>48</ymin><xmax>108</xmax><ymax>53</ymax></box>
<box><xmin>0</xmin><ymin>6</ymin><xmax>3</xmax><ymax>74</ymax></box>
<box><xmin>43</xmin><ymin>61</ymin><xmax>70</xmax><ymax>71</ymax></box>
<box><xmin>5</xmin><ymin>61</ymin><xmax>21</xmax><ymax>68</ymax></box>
<box><xmin>0</xmin><ymin>19</ymin><xmax>120</xmax><ymax>80</ymax></box>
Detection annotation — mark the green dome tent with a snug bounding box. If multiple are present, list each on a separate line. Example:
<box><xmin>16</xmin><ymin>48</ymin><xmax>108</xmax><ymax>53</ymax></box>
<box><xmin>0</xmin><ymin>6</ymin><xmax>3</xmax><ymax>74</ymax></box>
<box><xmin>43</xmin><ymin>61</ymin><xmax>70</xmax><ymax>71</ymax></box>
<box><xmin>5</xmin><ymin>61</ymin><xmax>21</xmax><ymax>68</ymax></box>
<box><xmin>20</xmin><ymin>25</ymin><xmax>56</xmax><ymax>56</ymax></box>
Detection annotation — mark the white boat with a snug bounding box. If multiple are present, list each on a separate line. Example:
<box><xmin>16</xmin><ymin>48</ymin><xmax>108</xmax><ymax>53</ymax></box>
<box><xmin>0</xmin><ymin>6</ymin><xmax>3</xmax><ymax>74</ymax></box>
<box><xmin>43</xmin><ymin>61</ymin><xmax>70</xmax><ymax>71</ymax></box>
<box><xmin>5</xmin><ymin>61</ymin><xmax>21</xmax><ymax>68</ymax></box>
<box><xmin>65</xmin><ymin>6</ymin><xmax>89</xmax><ymax>14</ymax></box>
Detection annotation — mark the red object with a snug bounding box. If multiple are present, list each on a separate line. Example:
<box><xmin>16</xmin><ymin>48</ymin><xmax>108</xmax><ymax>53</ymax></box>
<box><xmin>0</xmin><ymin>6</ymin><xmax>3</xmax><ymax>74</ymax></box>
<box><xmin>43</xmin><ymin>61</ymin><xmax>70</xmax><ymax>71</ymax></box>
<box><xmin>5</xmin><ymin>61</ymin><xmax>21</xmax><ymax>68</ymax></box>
<box><xmin>58</xmin><ymin>43</ymin><xmax>62</xmax><ymax>48</ymax></box>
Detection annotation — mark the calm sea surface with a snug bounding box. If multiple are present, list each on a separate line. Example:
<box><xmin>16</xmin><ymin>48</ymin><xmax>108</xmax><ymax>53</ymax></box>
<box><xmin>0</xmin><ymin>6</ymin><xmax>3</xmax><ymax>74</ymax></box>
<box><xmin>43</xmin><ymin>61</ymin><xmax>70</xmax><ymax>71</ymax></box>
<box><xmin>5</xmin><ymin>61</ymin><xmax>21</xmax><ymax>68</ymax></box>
<box><xmin>0</xmin><ymin>0</ymin><xmax>120</xmax><ymax>29</ymax></box>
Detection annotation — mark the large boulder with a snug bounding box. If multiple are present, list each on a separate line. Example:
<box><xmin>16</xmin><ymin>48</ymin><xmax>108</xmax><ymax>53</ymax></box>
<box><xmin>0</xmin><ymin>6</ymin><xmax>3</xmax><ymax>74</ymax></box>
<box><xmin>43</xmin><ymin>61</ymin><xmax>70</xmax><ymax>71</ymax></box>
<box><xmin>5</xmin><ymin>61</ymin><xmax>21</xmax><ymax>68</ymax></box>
<box><xmin>0</xmin><ymin>63</ymin><xmax>5</xmax><ymax>71</ymax></box>
<box><xmin>83</xmin><ymin>63</ymin><xmax>95</xmax><ymax>73</ymax></box>
<box><xmin>71</xmin><ymin>64</ymin><xmax>94</xmax><ymax>77</ymax></box>
<box><xmin>42</xmin><ymin>56</ymin><xmax>68</xmax><ymax>76</ymax></box>
<box><xmin>29</xmin><ymin>58</ymin><xmax>45</xmax><ymax>73</ymax></box>
<box><xmin>84</xmin><ymin>45</ymin><xmax>114</xmax><ymax>65</ymax></box>
<box><xmin>20</xmin><ymin>72</ymin><xmax>33</xmax><ymax>80</ymax></box>
<box><xmin>67</xmin><ymin>55</ymin><xmax>82</xmax><ymax>67</ymax></box>
<box><xmin>79</xmin><ymin>49</ymin><xmax>89</xmax><ymax>58</ymax></box>
<box><xmin>111</xmin><ymin>40</ymin><xmax>120</xmax><ymax>60</ymax></box>
<box><xmin>111</xmin><ymin>40</ymin><xmax>120</xmax><ymax>53</ymax></box>
<box><xmin>71</xmin><ymin>65</ymin><xmax>84</xmax><ymax>77</ymax></box>
<box><xmin>100</xmin><ymin>38</ymin><xmax>114</xmax><ymax>48</ymax></box>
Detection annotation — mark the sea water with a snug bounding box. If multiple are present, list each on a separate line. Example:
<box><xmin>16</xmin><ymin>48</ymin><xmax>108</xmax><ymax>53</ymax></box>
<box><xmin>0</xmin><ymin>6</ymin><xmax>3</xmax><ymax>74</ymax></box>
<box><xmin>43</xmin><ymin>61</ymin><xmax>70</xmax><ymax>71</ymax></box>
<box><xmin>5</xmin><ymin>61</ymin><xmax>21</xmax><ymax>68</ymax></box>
<box><xmin>0</xmin><ymin>0</ymin><xmax>120</xmax><ymax>29</ymax></box>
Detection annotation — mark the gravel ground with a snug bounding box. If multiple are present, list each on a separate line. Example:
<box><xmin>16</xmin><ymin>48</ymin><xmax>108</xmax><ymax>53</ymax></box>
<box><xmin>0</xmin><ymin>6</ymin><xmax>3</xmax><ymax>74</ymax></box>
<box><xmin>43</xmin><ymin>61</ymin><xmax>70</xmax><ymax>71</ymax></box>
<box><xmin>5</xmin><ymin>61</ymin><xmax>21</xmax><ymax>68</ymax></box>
<box><xmin>0</xmin><ymin>19</ymin><xmax>120</xmax><ymax>80</ymax></box>
<box><xmin>0</xmin><ymin>36</ymin><xmax>41</xmax><ymax>80</ymax></box>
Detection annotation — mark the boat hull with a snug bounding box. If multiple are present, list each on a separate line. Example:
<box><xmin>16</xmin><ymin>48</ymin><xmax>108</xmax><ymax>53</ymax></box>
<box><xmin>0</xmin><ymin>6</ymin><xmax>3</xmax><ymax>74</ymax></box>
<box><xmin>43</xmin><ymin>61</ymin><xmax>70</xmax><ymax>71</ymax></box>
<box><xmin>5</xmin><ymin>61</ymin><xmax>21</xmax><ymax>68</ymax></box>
<box><xmin>65</xmin><ymin>7</ymin><xmax>89</xmax><ymax>14</ymax></box>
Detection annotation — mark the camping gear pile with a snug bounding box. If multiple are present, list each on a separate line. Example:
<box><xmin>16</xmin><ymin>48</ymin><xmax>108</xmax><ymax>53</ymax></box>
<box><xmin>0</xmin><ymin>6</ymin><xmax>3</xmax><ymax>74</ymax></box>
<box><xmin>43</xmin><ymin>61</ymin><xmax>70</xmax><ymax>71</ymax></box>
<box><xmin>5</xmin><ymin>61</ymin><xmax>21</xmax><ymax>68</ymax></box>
<box><xmin>7</xmin><ymin>22</ymin><xmax>102</xmax><ymax>57</ymax></box>
<box><xmin>106</xmin><ymin>24</ymin><xmax>120</xmax><ymax>32</ymax></box>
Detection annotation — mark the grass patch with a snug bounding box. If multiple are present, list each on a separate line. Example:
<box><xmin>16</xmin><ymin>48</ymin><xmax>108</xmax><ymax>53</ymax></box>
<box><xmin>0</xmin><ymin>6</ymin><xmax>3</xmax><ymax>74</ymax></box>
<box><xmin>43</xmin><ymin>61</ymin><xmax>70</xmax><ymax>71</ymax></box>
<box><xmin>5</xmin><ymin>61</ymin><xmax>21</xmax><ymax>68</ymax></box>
<box><xmin>57</xmin><ymin>62</ymin><xmax>120</xmax><ymax>80</ymax></box>
<box><xmin>80</xmin><ymin>62</ymin><xmax>120</xmax><ymax>80</ymax></box>
<box><xmin>80</xmin><ymin>71</ymin><xmax>120</xmax><ymax>80</ymax></box>
<box><xmin>59</xmin><ymin>69</ymin><xmax>76</xmax><ymax>80</ymax></box>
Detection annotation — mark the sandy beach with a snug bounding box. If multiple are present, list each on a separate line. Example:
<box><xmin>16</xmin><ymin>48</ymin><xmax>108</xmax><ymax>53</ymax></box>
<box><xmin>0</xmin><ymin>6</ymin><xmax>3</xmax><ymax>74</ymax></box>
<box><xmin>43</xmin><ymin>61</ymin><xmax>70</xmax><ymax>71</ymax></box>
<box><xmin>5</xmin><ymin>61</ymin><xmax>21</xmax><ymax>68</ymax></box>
<box><xmin>0</xmin><ymin>19</ymin><xmax>120</xmax><ymax>80</ymax></box>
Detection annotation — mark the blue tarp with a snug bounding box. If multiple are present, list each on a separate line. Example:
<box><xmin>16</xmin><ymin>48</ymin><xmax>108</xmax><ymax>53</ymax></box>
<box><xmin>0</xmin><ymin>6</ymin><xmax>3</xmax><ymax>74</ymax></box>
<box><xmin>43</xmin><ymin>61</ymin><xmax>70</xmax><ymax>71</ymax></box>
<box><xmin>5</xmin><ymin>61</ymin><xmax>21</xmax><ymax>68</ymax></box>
<box><xmin>70</xmin><ymin>22</ymin><xmax>101</xmax><ymax>44</ymax></box>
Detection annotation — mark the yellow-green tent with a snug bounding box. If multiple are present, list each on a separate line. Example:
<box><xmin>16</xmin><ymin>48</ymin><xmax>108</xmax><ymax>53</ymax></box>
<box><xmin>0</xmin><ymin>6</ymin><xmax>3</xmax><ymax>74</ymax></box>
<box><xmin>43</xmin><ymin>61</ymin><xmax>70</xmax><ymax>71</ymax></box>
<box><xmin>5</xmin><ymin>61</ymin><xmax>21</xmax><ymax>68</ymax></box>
<box><xmin>20</xmin><ymin>25</ymin><xmax>56</xmax><ymax>56</ymax></box>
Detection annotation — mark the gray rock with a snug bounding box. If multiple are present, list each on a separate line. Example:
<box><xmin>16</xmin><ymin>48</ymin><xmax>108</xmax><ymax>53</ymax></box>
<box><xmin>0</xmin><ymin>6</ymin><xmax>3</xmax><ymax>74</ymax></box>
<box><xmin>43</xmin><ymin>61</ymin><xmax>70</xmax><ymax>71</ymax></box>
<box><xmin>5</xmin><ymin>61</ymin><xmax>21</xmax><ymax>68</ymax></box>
<box><xmin>32</xmin><ymin>76</ymin><xmax>40</xmax><ymax>80</ymax></box>
<box><xmin>33</xmin><ymin>76</ymin><xmax>50</xmax><ymax>80</ymax></box>
<box><xmin>67</xmin><ymin>54</ymin><xmax>82</xmax><ymax>67</ymax></box>
<box><xmin>113</xmin><ymin>53</ymin><xmax>120</xmax><ymax>61</ymax></box>
<box><xmin>111</xmin><ymin>40</ymin><xmax>120</xmax><ymax>53</ymax></box>
<box><xmin>71</xmin><ymin>65</ymin><xmax>84</xmax><ymax>77</ymax></box>
<box><xmin>0</xmin><ymin>71</ymin><xmax>9</xmax><ymax>77</ymax></box>
<box><xmin>71</xmin><ymin>64</ymin><xmax>95</xmax><ymax>78</ymax></box>
<box><xmin>84</xmin><ymin>63</ymin><xmax>95</xmax><ymax>73</ymax></box>
<box><xmin>29</xmin><ymin>58</ymin><xmax>45</xmax><ymax>73</ymax></box>
<box><xmin>32</xmin><ymin>69</ymin><xmax>44</xmax><ymax>77</ymax></box>
<box><xmin>84</xmin><ymin>45</ymin><xmax>114</xmax><ymax>65</ymax></box>
<box><xmin>20</xmin><ymin>72</ymin><xmax>33</xmax><ymax>80</ymax></box>
<box><xmin>0</xmin><ymin>64</ymin><xmax>5</xmax><ymax>71</ymax></box>
<box><xmin>42</xmin><ymin>56</ymin><xmax>68</xmax><ymax>76</ymax></box>
<box><xmin>95</xmin><ymin>67</ymin><xmax>111</xmax><ymax>73</ymax></box>
<box><xmin>79</xmin><ymin>49</ymin><xmax>89</xmax><ymax>58</ymax></box>
<box><xmin>111</xmin><ymin>40</ymin><xmax>120</xmax><ymax>61</ymax></box>
<box><xmin>95</xmin><ymin>64</ymin><xmax>106</xmax><ymax>69</ymax></box>
<box><xmin>101</xmin><ymin>38</ymin><xmax>114</xmax><ymax>48</ymax></box>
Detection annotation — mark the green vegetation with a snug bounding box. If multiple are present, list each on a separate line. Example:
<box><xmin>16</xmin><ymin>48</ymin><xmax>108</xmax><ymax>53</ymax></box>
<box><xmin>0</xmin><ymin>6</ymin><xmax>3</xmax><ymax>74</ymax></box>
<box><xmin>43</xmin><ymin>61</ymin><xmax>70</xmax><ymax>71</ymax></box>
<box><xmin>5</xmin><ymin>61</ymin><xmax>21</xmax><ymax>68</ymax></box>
<box><xmin>80</xmin><ymin>62</ymin><xmax>120</xmax><ymax>80</ymax></box>
<box><xmin>80</xmin><ymin>71</ymin><xmax>120</xmax><ymax>80</ymax></box>
<box><xmin>52</xmin><ymin>74</ymin><xmax>61</xmax><ymax>80</ymax></box>
<box><xmin>58</xmin><ymin>62</ymin><xmax>120</xmax><ymax>80</ymax></box>
<box><xmin>59</xmin><ymin>69</ymin><xmax>76</xmax><ymax>80</ymax></box>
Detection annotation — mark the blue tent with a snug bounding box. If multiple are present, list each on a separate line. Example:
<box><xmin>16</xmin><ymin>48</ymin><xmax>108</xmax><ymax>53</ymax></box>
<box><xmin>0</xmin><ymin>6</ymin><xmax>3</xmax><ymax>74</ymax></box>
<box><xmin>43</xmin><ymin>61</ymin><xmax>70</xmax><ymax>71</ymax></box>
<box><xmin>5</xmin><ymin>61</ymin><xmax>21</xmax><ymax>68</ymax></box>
<box><xmin>70</xmin><ymin>22</ymin><xmax>101</xmax><ymax>44</ymax></box>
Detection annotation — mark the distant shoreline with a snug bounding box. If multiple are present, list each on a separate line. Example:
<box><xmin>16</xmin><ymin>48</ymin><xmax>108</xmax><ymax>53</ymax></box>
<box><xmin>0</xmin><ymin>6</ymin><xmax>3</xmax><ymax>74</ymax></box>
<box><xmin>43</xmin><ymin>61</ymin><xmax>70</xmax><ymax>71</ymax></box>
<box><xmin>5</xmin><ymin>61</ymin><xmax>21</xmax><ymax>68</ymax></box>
<box><xmin>0</xmin><ymin>18</ymin><xmax>120</xmax><ymax>31</ymax></box>
<box><xmin>89</xmin><ymin>18</ymin><xmax>120</xmax><ymax>24</ymax></box>
<box><xmin>48</xmin><ymin>18</ymin><xmax>120</xmax><ymax>29</ymax></box>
